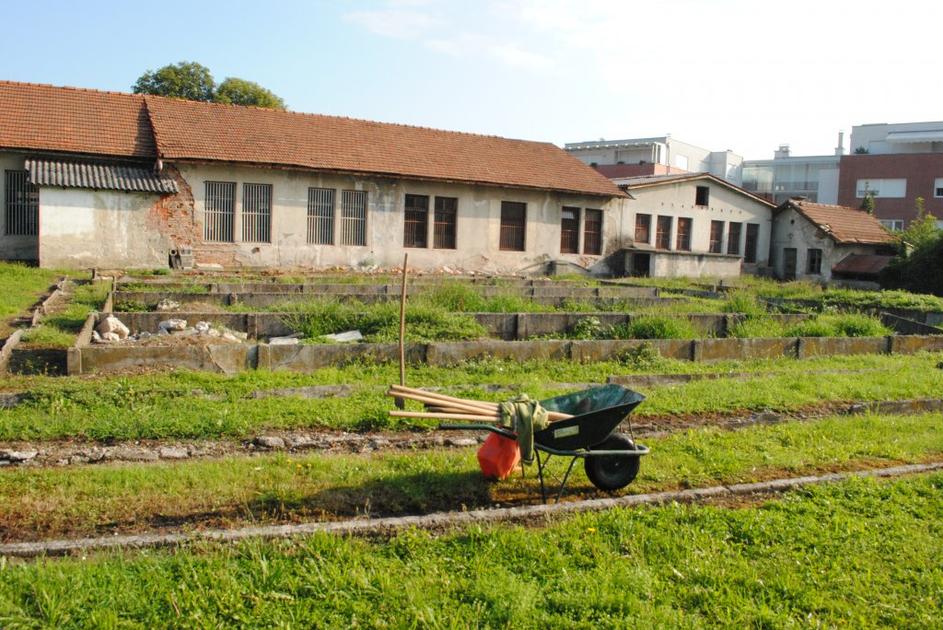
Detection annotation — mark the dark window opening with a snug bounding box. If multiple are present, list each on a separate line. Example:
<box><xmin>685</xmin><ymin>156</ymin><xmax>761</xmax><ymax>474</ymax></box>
<box><xmin>634</xmin><ymin>213</ymin><xmax>651</xmax><ymax>243</ymax></box>
<box><xmin>433</xmin><ymin>196</ymin><xmax>457</xmax><ymax>249</ymax></box>
<box><xmin>676</xmin><ymin>217</ymin><xmax>692</xmax><ymax>251</ymax></box>
<box><xmin>404</xmin><ymin>194</ymin><xmax>429</xmax><ymax>248</ymax></box>
<box><xmin>4</xmin><ymin>170</ymin><xmax>38</xmax><ymax>236</ymax></box>
<box><xmin>499</xmin><ymin>201</ymin><xmax>526</xmax><ymax>251</ymax></box>
<box><xmin>709</xmin><ymin>220</ymin><xmax>724</xmax><ymax>253</ymax></box>
<box><xmin>655</xmin><ymin>215</ymin><xmax>672</xmax><ymax>250</ymax></box>
<box><xmin>807</xmin><ymin>248</ymin><xmax>822</xmax><ymax>274</ymax></box>
<box><xmin>727</xmin><ymin>222</ymin><xmax>742</xmax><ymax>256</ymax></box>
<box><xmin>560</xmin><ymin>207</ymin><xmax>580</xmax><ymax>253</ymax></box>
<box><xmin>744</xmin><ymin>223</ymin><xmax>759</xmax><ymax>263</ymax></box>
<box><xmin>583</xmin><ymin>209</ymin><xmax>602</xmax><ymax>255</ymax></box>
<box><xmin>695</xmin><ymin>185</ymin><xmax>710</xmax><ymax>206</ymax></box>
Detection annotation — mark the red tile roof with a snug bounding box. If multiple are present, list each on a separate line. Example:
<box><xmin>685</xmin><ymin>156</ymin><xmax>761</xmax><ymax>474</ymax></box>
<box><xmin>143</xmin><ymin>95</ymin><xmax>623</xmax><ymax>197</ymax></box>
<box><xmin>783</xmin><ymin>200</ymin><xmax>894</xmax><ymax>245</ymax></box>
<box><xmin>0</xmin><ymin>81</ymin><xmax>155</xmax><ymax>158</ymax></box>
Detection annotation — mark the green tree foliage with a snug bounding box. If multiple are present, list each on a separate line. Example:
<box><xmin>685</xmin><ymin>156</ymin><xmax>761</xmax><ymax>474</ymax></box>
<box><xmin>880</xmin><ymin>196</ymin><xmax>943</xmax><ymax>295</ymax></box>
<box><xmin>860</xmin><ymin>191</ymin><xmax>876</xmax><ymax>214</ymax></box>
<box><xmin>132</xmin><ymin>61</ymin><xmax>215</xmax><ymax>102</ymax></box>
<box><xmin>132</xmin><ymin>62</ymin><xmax>285</xmax><ymax>109</ymax></box>
<box><xmin>214</xmin><ymin>77</ymin><xmax>285</xmax><ymax>109</ymax></box>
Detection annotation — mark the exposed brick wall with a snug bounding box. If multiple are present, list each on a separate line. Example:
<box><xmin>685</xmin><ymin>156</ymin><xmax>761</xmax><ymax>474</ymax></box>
<box><xmin>838</xmin><ymin>153</ymin><xmax>943</xmax><ymax>226</ymax></box>
<box><xmin>147</xmin><ymin>165</ymin><xmax>197</xmax><ymax>249</ymax></box>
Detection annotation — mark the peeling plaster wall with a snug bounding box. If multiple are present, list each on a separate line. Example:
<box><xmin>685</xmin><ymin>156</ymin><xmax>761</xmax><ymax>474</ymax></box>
<box><xmin>37</xmin><ymin>187</ymin><xmax>169</xmax><ymax>269</ymax></box>
<box><xmin>0</xmin><ymin>152</ymin><xmax>38</xmax><ymax>261</ymax></box>
<box><xmin>177</xmin><ymin>163</ymin><xmax>626</xmax><ymax>275</ymax></box>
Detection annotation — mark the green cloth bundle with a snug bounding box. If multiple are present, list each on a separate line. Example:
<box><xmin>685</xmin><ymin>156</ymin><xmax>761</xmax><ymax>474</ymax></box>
<box><xmin>498</xmin><ymin>394</ymin><xmax>550</xmax><ymax>464</ymax></box>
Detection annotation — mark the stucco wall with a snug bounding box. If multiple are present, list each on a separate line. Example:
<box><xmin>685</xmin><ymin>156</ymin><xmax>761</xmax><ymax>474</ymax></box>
<box><xmin>770</xmin><ymin>207</ymin><xmax>880</xmax><ymax>282</ymax></box>
<box><xmin>0</xmin><ymin>152</ymin><xmax>38</xmax><ymax>261</ymax></box>
<box><xmin>37</xmin><ymin>187</ymin><xmax>169</xmax><ymax>269</ymax></box>
<box><xmin>618</xmin><ymin>179</ymin><xmax>774</xmax><ymax>274</ymax></box>
<box><xmin>178</xmin><ymin>163</ymin><xmax>626</xmax><ymax>275</ymax></box>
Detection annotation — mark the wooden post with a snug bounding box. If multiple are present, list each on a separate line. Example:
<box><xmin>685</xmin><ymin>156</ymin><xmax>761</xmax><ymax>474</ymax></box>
<box><xmin>395</xmin><ymin>253</ymin><xmax>408</xmax><ymax>409</ymax></box>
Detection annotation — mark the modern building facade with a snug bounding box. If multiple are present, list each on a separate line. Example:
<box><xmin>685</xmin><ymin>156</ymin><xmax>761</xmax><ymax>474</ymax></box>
<box><xmin>0</xmin><ymin>81</ymin><xmax>626</xmax><ymax>274</ymax></box>
<box><xmin>741</xmin><ymin>138</ymin><xmax>843</xmax><ymax>205</ymax></box>
<box><xmin>837</xmin><ymin>121</ymin><xmax>943</xmax><ymax>229</ymax></box>
<box><xmin>565</xmin><ymin>135</ymin><xmax>743</xmax><ymax>185</ymax></box>
<box><xmin>611</xmin><ymin>173</ymin><xmax>775</xmax><ymax>278</ymax></box>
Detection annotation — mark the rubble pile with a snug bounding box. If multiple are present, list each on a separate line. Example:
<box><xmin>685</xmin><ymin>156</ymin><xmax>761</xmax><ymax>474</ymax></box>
<box><xmin>92</xmin><ymin>315</ymin><xmax>248</xmax><ymax>345</ymax></box>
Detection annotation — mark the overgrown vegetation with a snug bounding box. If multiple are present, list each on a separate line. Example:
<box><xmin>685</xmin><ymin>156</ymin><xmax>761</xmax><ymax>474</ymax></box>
<box><xmin>20</xmin><ymin>281</ymin><xmax>110</xmax><ymax>348</ymax></box>
<box><xmin>881</xmin><ymin>200</ymin><xmax>943</xmax><ymax>297</ymax></box>
<box><xmin>611</xmin><ymin>315</ymin><xmax>699</xmax><ymax>340</ymax></box>
<box><xmin>0</xmin><ymin>262</ymin><xmax>60</xmax><ymax>337</ymax></box>
<box><xmin>1</xmin><ymin>474</ymin><xmax>940</xmax><ymax>627</ymax></box>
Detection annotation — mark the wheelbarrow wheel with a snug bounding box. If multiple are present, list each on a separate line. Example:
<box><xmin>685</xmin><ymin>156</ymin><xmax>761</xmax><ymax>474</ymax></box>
<box><xmin>584</xmin><ymin>434</ymin><xmax>641</xmax><ymax>491</ymax></box>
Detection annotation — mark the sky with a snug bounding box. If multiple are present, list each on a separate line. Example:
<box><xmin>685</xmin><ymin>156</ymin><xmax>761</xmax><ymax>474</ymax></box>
<box><xmin>1</xmin><ymin>0</ymin><xmax>940</xmax><ymax>159</ymax></box>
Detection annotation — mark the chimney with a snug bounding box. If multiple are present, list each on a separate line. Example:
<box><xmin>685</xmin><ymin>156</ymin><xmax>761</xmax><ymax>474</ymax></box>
<box><xmin>835</xmin><ymin>131</ymin><xmax>845</xmax><ymax>156</ymax></box>
<box><xmin>774</xmin><ymin>144</ymin><xmax>791</xmax><ymax>159</ymax></box>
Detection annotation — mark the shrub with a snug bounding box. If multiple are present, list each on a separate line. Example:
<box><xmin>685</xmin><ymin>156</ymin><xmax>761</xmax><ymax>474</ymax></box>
<box><xmin>569</xmin><ymin>316</ymin><xmax>604</xmax><ymax>340</ymax></box>
<box><xmin>616</xmin><ymin>342</ymin><xmax>662</xmax><ymax>369</ymax></box>
<box><xmin>614</xmin><ymin>315</ymin><xmax>697</xmax><ymax>339</ymax></box>
<box><xmin>722</xmin><ymin>290</ymin><xmax>767</xmax><ymax>318</ymax></box>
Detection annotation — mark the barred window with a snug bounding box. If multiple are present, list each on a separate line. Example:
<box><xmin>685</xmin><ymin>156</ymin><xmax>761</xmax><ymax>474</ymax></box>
<box><xmin>709</xmin><ymin>220</ymin><xmax>724</xmax><ymax>253</ymax></box>
<box><xmin>560</xmin><ymin>207</ymin><xmax>580</xmax><ymax>253</ymax></box>
<box><xmin>583</xmin><ymin>209</ymin><xmax>602</xmax><ymax>255</ymax></box>
<box><xmin>655</xmin><ymin>216</ymin><xmax>672</xmax><ymax>250</ymax></box>
<box><xmin>744</xmin><ymin>223</ymin><xmax>760</xmax><ymax>263</ymax></box>
<box><xmin>341</xmin><ymin>190</ymin><xmax>367</xmax><ymax>246</ymax></box>
<box><xmin>807</xmin><ymin>248</ymin><xmax>822</xmax><ymax>274</ymax></box>
<box><xmin>404</xmin><ymin>194</ymin><xmax>429</xmax><ymax>248</ymax></box>
<box><xmin>727</xmin><ymin>221</ymin><xmax>742</xmax><ymax>256</ymax></box>
<box><xmin>433</xmin><ymin>196</ymin><xmax>457</xmax><ymax>249</ymax></box>
<box><xmin>204</xmin><ymin>181</ymin><xmax>235</xmax><ymax>242</ymax></box>
<box><xmin>4</xmin><ymin>170</ymin><xmax>38</xmax><ymax>236</ymax></box>
<box><xmin>499</xmin><ymin>201</ymin><xmax>526</xmax><ymax>251</ymax></box>
<box><xmin>307</xmin><ymin>187</ymin><xmax>335</xmax><ymax>245</ymax></box>
<box><xmin>675</xmin><ymin>217</ymin><xmax>692</xmax><ymax>251</ymax></box>
<box><xmin>242</xmin><ymin>183</ymin><xmax>272</xmax><ymax>243</ymax></box>
<box><xmin>634</xmin><ymin>213</ymin><xmax>651</xmax><ymax>244</ymax></box>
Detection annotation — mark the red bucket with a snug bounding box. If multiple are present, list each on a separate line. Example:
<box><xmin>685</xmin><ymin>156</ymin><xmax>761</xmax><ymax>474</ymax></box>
<box><xmin>477</xmin><ymin>433</ymin><xmax>521</xmax><ymax>480</ymax></box>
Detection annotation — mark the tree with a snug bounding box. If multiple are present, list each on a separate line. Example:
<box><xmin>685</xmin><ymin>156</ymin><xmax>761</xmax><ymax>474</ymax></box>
<box><xmin>860</xmin><ymin>191</ymin><xmax>876</xmax><ymax>214</ymax></box>
<box><xmin>898</xmin><ymin>197</ymin><xmax>939</xmax><ymax>251</ymax></box>
<box><xmin>132</xmin><ymin>61</ymin><xmax>215</xmax><ymax>102</ymax></box>
<box><xmin>880</xmin><ymin>196</ymin><xmax>943</xmax><ymax>295</ymax></box>
<box><xmin>214</xmin><ymin>78</ymin><xmax>285</xmax><ymax>110</ymax></box>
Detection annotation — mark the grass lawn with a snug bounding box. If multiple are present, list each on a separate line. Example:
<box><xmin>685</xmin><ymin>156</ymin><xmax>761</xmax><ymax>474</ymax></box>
<box><xmin>0</xmin><ymin>412</ymin><xmax>939</xmax><ymax>541</ymax></box>
<box><xmin>20</xmin><ymin>281</ymin><xmax>110</xmax><ymax>349</ymax></box>
<box><xmin>0</xmin><ymin>262</ymin><xmax>60</xmax><ymax>337</ymax></box>
<box><xmin>0</xmin><ymin>353</ymin><xmax>940</xmax><ymax>441</ymax></box>
<box><xmin>0</xmin><ymin>472</ymin><xmax>939</xmax><ymax>627</ymax></box>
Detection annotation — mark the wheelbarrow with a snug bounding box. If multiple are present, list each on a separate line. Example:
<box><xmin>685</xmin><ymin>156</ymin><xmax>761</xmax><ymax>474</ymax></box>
<box><xmin>440</xmin><ymin>384</ymin><xmax>649</xmax><ymax>502</ymax></box>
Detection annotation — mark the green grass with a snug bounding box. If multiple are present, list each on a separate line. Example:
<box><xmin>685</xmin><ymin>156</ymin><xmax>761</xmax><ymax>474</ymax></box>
<box><xmin>0</xmin><ymin>473</ymin><xmax>940</xmax><ymax>627</ymax></box>
<box><xmin>0</xmin><ymin>353</ymin><xmax>940</xmax><ymax>441</ymax></box>
<box><xmin>0</xmin><ymin>262</ymin><xmax>59</xmax><ymax>337</ymax></box>
<box><xmin>784</xmin><ymin>313</ymin><xmax>891</xmax><ymax>338</ymax></box>
<box><xmin>0</xmin><ymin>411</ymin><xmax>940</xmax><ymax>542</ymax></box>
<box><xmin>611</xmin><ymin>315</ymin><xmax>699</xmax><ymax>339</ymax></box>
<box><xmin>20</xmin><ymin>281</ymin><xmax>110</xmax><ymax>348</ymax></box>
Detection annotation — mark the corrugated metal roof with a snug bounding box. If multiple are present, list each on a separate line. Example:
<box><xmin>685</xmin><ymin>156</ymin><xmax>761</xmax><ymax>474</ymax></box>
<box><xmin>832</xmin><ymin>254</ymin><xmax>894</xmax><ymax>276</ymax></box>
<box><xmin>25</xmin><ymin>158</ymin><xmax>178</xmax><ymax>194</ymax></box>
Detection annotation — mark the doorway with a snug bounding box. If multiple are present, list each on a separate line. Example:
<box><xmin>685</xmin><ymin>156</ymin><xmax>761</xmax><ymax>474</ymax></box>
<box><xmin>631</xmin><ymin>253</ymin><xmax>651</xmax><ymax>277</ymax></box>
<box><xmin>783</xmin><ymin>248</ymin><xmax>797</xmax><ymax>281</ymax></box>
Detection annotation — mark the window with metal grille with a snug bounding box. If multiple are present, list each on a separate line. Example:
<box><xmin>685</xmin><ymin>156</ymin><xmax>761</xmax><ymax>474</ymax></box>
<box><xmin>583</xmin><ymin>209</ymin><xmax>602</xmax><ymax>255</ymax></box>
<box><xmin>4</xmin><ymin>170</ymin><xmax>38</xmax><ymax>236</ymax></box>
<box><xmin>676</xmin><ymin>217</ymin><xmax>692</xmax><ymax>251</ymax></box>
<box><xmin>744</xmin><ymin>223</ymin><xmax>760</xmax><ymax>263</ymax></box>
<box><xmin>242</xmin><ymin>183</ymin><xmax>272</xmax><ymax>243</ymax></box>
<box><xmin>307</xmin><ymin>187</ymin><xmax>335</xmax><ymax>245</ymax></box>
<box><xmin>807</xmin><ymin>248</ymin><xmax>822</xmax><ymax>274</ymax></box>
<box><xmin>709</xmin><ymin>220</ymin><xmax>724</xmax><ymax>253</ymax></box>
<box><xmin>341</xmin><ymin>190</ymin><xmax>367</xmax><ymax>246</ymax></box>
<box><xmin>404</xmin><ymin>194</ymin><xmax>429</xmax><ymax>248</ymax></box>
<box><xmin>560</xmin><ymin>207</ymin><xmax>580</xmax><ymax>253</ymax></box>
<box><xmin>727</xmin><ymin>222</ymin><xmax>742</xmax><ymax>256</ymax></box>
<box><xmin>434</xmin><ymin>196</ymin><xmax>457</xmax><ymax>249</ymax></box>
<box><xmin>204</xmin><ymin>181</ymin><xmax>235</xmax><ymax>242</ymax></box>
<box><xmin>655</xmin><ymin>216</ymin><xmax>672</xmax><ymax>249</ymax></box>
<box><xmin>634</xmin><ymin>213</ymin><xmax>651</xmax><ymax>244</ymax></box>
<box><xmin>499</xmin><ymin>201</ymin><xmax>526</xmax><ymax>251</ymax></box>
<box><xmin>695</xmin><ymin>185</ymin><xmax>710</xmax><ymax>206</ymax></box>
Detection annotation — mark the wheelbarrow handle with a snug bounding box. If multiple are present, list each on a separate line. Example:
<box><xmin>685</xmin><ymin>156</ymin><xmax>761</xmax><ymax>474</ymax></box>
<box><xmin>439</xmin><ymin>423</ymin><xmax>517</xmax><ymax>439</ymax></box>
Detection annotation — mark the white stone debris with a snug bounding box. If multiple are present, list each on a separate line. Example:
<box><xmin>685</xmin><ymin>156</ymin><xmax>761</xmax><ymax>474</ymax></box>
<box><xmin>158</xmin><ymin>318</ymin><xmax>188</xmax><ymax>332</ymax></box>
<box><xmin>155</xmin><ymin>298</ymin><xmax>181</xmax><ymax>312</ymax></box>
<box><xmin>194</xmin><ymin>321</ymin><xmax>211</xmax><ymax>334</ymax></box>
<box><xmin>91</xmin><ymin>330</ymin><xmax>103</xmax><ymax>343</ymax></box>
<box><xmin>324</xmin><ymin>330</ymin><xmax>364</xmax><ymax>343</ymax></box>
<box><xmin>97</xmin><ymin>315</ymin><xmax>130</xmax><ymax>339</ymax></box>
<box><xmin>100</xmin><ymin>332</ymin><xmax>121</xmax><ymax>343</ymax></box>
<box><xmin>269</xmin><ymin>336</ymin><xmax>300</xmax><ymax>345</ymax></box>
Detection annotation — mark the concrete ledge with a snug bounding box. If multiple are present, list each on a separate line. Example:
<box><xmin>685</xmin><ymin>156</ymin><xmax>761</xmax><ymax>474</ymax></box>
<box><xmin>3</xmin><ymin>461</ymin><xmax>940</xmax><ymax>558</ymax></box>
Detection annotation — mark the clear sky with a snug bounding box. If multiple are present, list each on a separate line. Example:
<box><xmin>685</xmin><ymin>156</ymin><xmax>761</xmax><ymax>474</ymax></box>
<box><xmin>1</xmin><ymin>0</ymin><xmax>940</xmax><ymax>159</ymax></box>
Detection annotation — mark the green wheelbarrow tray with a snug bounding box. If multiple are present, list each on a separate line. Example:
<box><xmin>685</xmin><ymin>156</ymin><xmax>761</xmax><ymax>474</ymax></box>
<box><xmin>440</xmin><ymin>384</ymin><xmax>650</xmax><ymax>502</ymax></box>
